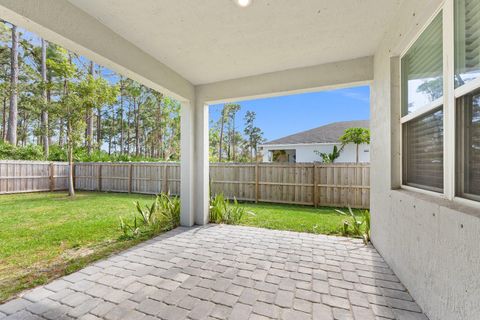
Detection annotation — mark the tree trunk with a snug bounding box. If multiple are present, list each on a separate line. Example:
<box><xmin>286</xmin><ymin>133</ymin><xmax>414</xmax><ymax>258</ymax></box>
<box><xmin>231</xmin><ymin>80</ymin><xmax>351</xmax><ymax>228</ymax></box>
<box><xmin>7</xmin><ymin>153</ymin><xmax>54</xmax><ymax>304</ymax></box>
<box><xmin>1</xmin><ymin>97</ymin><xmax>6</xmax><ymax>142</ymax></box>
<box><xmin>126</xmin><ymin>103</ymin><xmax>131</xmax><ymax>155</ymax></box>
<box><xmin>232</xmin><ymin>116</ymin><xmax>236</xmax><ymax>161</ymax></box>
<box><xmin>58</xmin><ymin>119</ymin><xmax>64</xmax><ymax>147</ymax></box>
<box><xmin>218</xmin><ymin>114</ymin><xmax>224</xmax><ymax>162</ymax></box>
<box><xmin>6</xmin><ymin>24</ymin><xmax>19</xmax><ymax>146</ymax></box>
<box><xmin>86</xmin><ymin>61</ymin><xmax>94</xmax><ymax>154</ymax></box>
<box><xmin>96</xmin><ymin>106</ymin><xmax>101</xmax><ymax>148</ymax></box>
<box><xmin>41</xmin><ymin>38</ymin><xmax>49</xmax><ymax>157</ymax></box>
<box><xmin>356</xmin><ymin>144</ymin><xmax>359</xmax><ymax>163</ymax></box>
<box><xmin>119</xmin><ymin>78</ymin><xmax>124</xmax><ymax>154</ymax></box>
<box><xmin>134</xmin><ymin>98</ymin><xmax>140</xmax><ymax>156</ymax></box>
<box><xmin>67</xmin><ymin>121</ymin><xmax>75</xmax><ymax>197</ymax></box>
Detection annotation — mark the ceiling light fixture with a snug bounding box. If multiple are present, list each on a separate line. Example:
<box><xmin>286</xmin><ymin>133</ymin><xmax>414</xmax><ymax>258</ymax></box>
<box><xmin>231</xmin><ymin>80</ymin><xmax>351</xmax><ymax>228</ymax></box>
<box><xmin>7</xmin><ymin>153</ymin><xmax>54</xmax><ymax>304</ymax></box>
<box><xmin>235</xmin><ymin>0</ymin><xmax>252</xmax><ymax>8</ymax></box>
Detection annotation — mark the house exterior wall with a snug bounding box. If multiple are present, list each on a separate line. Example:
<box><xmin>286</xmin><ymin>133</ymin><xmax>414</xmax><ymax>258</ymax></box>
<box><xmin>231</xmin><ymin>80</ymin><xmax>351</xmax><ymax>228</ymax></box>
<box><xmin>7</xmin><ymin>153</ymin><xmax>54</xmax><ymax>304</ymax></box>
<box><xmin>371</xmin><ymin>1</ymin><xmax>480</xmax><ymax>320</ymax></box>
<box><xmin>262</xmin><ymin>143</ymin><xmax>370</xmax><ymax>163</ymax></box>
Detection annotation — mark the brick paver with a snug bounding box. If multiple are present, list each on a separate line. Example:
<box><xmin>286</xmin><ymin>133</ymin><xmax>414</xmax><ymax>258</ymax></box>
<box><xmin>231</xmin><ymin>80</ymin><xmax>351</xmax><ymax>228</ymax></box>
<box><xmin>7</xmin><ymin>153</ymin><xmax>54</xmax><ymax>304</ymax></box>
<box><xmin>0</xmin><ymin>225</ymin><xmax>428</xmax><ymax>319</ymax></box>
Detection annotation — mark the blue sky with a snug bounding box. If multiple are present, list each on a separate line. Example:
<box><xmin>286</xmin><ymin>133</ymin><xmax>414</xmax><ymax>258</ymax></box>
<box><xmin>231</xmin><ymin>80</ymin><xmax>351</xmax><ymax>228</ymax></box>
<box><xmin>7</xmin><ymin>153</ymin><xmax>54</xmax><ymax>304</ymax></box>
<box><xmin>209</xmin><ymin>85</ymin><xmax>370</xmax><ymax>142</ymax></box>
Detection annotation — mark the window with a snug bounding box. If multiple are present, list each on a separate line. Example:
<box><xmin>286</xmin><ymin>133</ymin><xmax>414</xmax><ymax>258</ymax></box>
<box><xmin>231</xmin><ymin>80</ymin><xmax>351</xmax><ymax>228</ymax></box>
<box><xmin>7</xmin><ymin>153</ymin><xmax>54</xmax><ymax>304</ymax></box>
<box><xmin>399</xmin><ymin>0</ymin><xmax>480</xmax><ymax>204</ymax></box>
<box><xmin>401</xmin><ymin>12</ymin><xmax>444</xmax><ymax>193</ymax></box>
<box><xmin>402</xmin><ymin>13</ymin><xmax>443</xmax><ymax>115</ymax></box>
<box><xmin>456</xmin><ymin>89</ymin><xmax>480</xmax><ymax>200</ymax></box>
<box><xmin>454</xmin><ymin>0</ymin><xmax>480</xmax><ymax>87</ymax></box>
<box><xmin>455</xmin><ymin>0</ymin><xmax>480</xmax><ymax>202</ymax></box>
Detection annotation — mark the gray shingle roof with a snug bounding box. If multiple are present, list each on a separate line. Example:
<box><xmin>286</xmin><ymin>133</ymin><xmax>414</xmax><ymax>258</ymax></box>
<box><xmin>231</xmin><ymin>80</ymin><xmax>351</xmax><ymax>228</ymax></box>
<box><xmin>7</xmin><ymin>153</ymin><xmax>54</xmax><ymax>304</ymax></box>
<box><xmin>262</xmin><ymin>120</ymin><xmax>369</xmax><ymax>145</ymax></box>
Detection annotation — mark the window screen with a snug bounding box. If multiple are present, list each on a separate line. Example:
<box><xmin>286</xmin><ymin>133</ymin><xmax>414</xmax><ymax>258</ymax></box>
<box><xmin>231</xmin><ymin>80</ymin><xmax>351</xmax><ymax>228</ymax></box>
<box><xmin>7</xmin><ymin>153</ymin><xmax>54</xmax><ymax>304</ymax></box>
<box><xmin>403</xmin><ymin>108</ymin><xmax>444</xmax><ymax>192</ymax></box>
<box><xmin>455</xmin><ymin>0</ymin><xmax>480</xmax><ymax>87</ymax></box>
<box><xmin>401</xmin><ymin>13</ymin><xmax>443</xmax><ymax>115</ymax></box>
<box><xmin>456</xmin><ymin>89</ymin><xmax>480</xmax><ymax>200</ymax></box>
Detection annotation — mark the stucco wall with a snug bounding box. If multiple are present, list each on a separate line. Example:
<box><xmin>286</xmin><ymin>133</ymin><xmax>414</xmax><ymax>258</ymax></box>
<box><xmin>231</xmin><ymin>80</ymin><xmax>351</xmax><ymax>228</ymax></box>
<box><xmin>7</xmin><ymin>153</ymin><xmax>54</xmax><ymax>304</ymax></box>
<box><xmin>262</xmin><ymin>143</ymin><xmax>370</xmax><ymax>163</ymax></box>
<box><xmin>371</xmin><ymin>1</ymin><xmax>480</xmax><ymax>319</ymax></box>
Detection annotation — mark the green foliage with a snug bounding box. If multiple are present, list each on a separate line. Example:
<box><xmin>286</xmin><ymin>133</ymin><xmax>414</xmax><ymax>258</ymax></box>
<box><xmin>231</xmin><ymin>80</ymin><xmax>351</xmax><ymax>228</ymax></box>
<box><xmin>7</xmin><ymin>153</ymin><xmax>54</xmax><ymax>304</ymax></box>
<box><xmin>335</xmin><ymin>207</ymin><xmax>370</xmax><ymax>244</ymax></box>
<box><xmin>121</xmin><ymin>193</ymin><xmax>180</xmax><ymax>239</ymax></box>
<box><xmin>0</xmin><ymin>142</ymin><xmax>44</xmax><ymax>160</ymax></box>
<box><xmin>315</xmin><ymin>145</ymin><xmax>343</xmax><ymax>163</ymax></box>
<box><xmin>339</xmin><ymin>127</ymin><xmax>370</xmax><ymax>146</ymax></box>
<box><xmin>209</xmin><ymin>193</ymin><xmax>251</xmax><ymax>224</ymax></box>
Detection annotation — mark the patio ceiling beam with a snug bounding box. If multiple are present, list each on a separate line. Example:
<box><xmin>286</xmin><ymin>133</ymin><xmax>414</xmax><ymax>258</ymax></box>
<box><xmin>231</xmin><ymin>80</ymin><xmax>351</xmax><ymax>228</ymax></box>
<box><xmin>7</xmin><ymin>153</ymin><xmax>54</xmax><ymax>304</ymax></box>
<box><xmin>0</xmin><ymin>0</ymin><xmax>194</xmax><ymax>102</ymax></box>
<box><xmin>195</xmin><ymin>56</ymin><xmax>374</xmax><ymax>104</ymax></box>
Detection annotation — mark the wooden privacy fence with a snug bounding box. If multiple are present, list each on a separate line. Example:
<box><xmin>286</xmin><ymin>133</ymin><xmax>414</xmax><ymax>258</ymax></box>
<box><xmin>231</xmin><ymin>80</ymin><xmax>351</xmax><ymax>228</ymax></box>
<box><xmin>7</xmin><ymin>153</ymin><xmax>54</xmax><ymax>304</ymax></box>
<box><xmin>0</xmin><ymin>160</ymin><xmax>69</xmax><ymax>194</ymax></box>
<box><xmin>74</xmin><ymin>162</ymin><xmax>180</xmax><ymax>195</ymax></box>
<box><xmin>0</xmin><ymin>161</ymin><xmax>370</xmax><ymax>208</ymax></box>
<box><xmin>210</xmin><ymin>163</ymin><xmax>370</xmax><ymax>209</ymax></box>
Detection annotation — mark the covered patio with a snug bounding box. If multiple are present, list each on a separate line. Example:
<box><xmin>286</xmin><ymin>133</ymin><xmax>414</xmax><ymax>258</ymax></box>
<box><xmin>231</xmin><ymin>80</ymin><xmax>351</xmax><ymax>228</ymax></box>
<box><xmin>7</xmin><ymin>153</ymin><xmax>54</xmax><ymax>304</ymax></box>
<box><xmin>0</xmin><ymin>1</ymin><xmax>478</xmax><ymax>319</ymax></box>
<box><xmin>0</xmin><ymin>225</ymin><xmax>426</xmax><ymax>320</ymax></box>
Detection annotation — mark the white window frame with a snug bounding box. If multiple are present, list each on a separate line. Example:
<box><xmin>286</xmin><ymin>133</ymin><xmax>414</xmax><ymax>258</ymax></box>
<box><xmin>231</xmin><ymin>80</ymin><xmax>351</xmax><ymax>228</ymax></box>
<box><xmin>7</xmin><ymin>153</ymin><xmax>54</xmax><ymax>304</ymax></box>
<box><xmin>399</xmin><ymin>0</ymin><xmax>480</xmax><ymax>209</ymax></box>
<box><xmin>399</xmin><ymin>3</ymin><xmax>447</xmax><ymax>199</ymax></box>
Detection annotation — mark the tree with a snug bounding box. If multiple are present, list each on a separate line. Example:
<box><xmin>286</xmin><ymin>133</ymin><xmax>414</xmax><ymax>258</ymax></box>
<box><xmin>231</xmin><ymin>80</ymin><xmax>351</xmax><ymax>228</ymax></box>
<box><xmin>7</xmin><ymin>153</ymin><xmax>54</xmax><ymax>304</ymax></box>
<box><xmin>243</xmin><ymin>111</ymin><xmax>264</xmax><ymax>162</ymax></box>
<box><xmin>85</xmin><ymin>61</ymin><xmax>95</xmax><ymax>154</ymax></box>
<box><xmin>6</xmin><ymin>24</ymin><xmax>18</xmax><ymax>145</ymax></box>
<box><xmin>54</xmin><ymin>51</ymin><xmax>79</xmax><ymax>196</ymax></box>
<box><xmin>0</xmin><ymin>18</ymin><xmax>183</xmax><ymax>164</ymax></box>
<box><xmin>225</xmin><ymin>103</ymin><xmax>241</xmax><ymax>161</ymax></box>
<box><xmin>40</xmin><ymin>38</ymin><xmax>49</xmax><ymax>157</ymax></box>
<box><xmin>0</xmin><ymin>22</ymin><xmax>11</xmax><ymax>142</ymax></box>
<box><xmin>339</xmin><ymin>127</ymin><xmax>370</xmax><ymax>163</ymax></box>
<box><xmin>218</xmin><ymin>105</ymin><xmax>227</xmax><ymax>161</ymax></box>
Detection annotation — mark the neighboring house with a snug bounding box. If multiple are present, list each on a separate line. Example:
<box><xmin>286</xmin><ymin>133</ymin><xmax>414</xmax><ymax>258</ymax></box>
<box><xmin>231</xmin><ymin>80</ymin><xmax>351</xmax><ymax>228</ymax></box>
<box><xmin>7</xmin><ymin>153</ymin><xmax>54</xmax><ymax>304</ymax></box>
<box><xmin>260</xmin><ymin>120</ymin><xmax>369</xmax><ymax>163</ymax></box>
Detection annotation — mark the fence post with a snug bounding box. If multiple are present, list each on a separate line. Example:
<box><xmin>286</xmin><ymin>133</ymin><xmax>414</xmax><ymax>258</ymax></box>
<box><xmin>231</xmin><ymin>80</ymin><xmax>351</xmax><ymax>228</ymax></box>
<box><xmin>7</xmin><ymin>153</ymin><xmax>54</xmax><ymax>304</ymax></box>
<box><xmin>128</xmin><ymin>164</ymin><xmax>133</xmax><ymax>193</ymax></box>
<box><xmin>163</xmin><ymin>164</ymin><xmax>169</xmax><ymax>194</ymax></box>
<box><xmin>312</xmin><ymin>164</ymin><xmax>317</xmax><ymax>207</ymax></box>
<box><xmin>98</xmin><ymin>164</ymin><xmax>102</xmax><ymax>191</ymax></box>
<box><xmin>255</xmin><ymin>163</ymin><xmax>259</xmax><ymax>203</ymax></box>
<box><xmin>49</xmin><ymin>163</ymin><xmax>55</xmax><ymax>191</ymax></box>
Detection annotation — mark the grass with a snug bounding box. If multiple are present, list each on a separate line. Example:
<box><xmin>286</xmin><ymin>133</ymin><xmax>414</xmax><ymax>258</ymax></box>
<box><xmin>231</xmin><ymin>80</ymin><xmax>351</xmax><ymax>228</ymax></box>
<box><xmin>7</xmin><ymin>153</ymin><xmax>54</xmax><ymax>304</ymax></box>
<box><xmin>238</xmin><ymin>202</ymin><xmax>365</xmax><ymax>235</ymax></box>
<box><xmin>0</xmin><ymin>191</ymin><xmax>156</xmax><ymax>303</ymax></box>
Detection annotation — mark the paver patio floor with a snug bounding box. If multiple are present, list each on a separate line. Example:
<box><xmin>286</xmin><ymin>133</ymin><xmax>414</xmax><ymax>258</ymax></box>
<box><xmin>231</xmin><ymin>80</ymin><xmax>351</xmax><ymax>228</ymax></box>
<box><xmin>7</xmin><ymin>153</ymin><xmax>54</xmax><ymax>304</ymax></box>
<box><xmin>0</xmin><ymin>225</ymin><xmax>428</xmax><ymax>320</ymax></box>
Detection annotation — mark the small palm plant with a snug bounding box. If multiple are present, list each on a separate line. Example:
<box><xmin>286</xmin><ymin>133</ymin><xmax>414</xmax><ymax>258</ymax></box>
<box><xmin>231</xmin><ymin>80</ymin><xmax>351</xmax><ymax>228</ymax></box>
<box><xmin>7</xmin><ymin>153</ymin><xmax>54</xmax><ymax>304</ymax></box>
<box><xmin>120</xmin><ymin>192</ymin><xmax>181</xmax><ymax>239</ymax></box>
<box><xmin>210</xmin><ymin>193</ymin><xmax>252</xmax><ymax>224</ymax></box>
<box><xmin>336</xmin><ymin>207</ymin><xmax>370</xmax><ymax>244</ymax></box>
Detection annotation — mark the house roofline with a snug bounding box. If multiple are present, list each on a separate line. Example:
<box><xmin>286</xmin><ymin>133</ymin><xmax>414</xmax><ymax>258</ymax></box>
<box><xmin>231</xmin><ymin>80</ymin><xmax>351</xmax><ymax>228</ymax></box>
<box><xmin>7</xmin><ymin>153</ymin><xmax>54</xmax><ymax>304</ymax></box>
<box><xmin>259</xmin><ymin>142</ymin><xmax>343</xmax><ymax>148</ymax></box>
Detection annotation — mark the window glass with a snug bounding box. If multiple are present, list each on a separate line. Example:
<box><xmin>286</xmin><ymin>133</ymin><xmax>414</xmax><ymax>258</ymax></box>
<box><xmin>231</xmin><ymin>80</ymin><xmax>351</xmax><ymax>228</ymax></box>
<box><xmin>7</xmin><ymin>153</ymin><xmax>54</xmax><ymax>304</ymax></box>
<box><xmin>401</xmin><ymin>13</ymin><xmax>443</xmax><ymax>115</ymax></box>
<box><xmin>455</xmin><ymin>0</ymin><xmax>480</xmax><ymax>88</ymax></box>
<box><xmin>403</xmin><ymin>108</ymin><xmax>444</xmax><ymax>192</ymax></box>
<box><xmin>456</xmin><ymin>89</ymin><xmax>480</xmax><ymax>200</ymax></box>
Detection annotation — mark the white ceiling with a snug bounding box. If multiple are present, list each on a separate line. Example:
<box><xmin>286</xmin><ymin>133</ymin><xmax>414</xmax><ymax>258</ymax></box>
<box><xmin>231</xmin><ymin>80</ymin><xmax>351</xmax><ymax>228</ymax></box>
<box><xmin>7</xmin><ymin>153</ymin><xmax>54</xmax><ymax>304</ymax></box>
<box><xmin>68</xmin><ymin>0</ymin><xmax>403</xmax><ymax>85</ymax></box>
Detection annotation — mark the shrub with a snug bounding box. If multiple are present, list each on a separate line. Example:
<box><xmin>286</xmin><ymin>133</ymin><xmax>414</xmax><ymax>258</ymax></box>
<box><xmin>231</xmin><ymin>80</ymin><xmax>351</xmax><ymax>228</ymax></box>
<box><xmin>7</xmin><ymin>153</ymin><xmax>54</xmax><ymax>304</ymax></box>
<box><xmin>0</xmin><ymin>142</ymin><xmax>44</xmax><ymax>160</ymax></box>
<box><xmin>336</xmin><ymin>207</ymin><xmax>370</xmax><ymax>244</ymax></box>
<box><xmin>209</xmin><ymin>193</ymin><xmax>251</xmax><ymax>224</ymax></box>
<box><xmin>120</xmin><ymin>192</ymin><xmax>180</xmax><ymax>239</ymax></box>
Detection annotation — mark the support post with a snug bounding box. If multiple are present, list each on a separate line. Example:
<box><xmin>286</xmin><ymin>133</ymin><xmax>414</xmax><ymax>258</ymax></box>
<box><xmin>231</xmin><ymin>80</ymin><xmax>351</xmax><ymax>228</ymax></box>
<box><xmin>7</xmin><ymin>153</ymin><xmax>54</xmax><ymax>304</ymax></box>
<box><xmin>162</xmin><ymin>164</ymin><xmax>168</xmax><ymax>194</ymax></box>
<box><xmin>194</xmin><ymin>101</ymin><xmax>209</xmax><ymax>225</ymax></box>
<box><xmin>180</xmin><ymin>100</ymin><xmax>195</xmax><ymax>226</ymax></box>
<box><xmin>313</xmin><ymin>164</ymin><xmax>317</xmax><ymax>207</ymax></box>
<box><xmin>128</xmin><ymin>164</ymin><xmax>133</xmax><ymax>193</ymax></box>
<box><xmin>49</xmin><ymin>162</ymin><xmax>54</xmax><ymax>191</ymax></box>
<box><xmin>72</xmin><ymin>163</ymin><xmax>76</xmax><ymax>190</ymax></box>
<box><xmin>255</xmin><ymin>163</ymin><xmax>259</xmax><ymax>203</ymax></box>
<box><xmin>98</xmin><ymin>164</ymin><xmax>102</xmax><ymax>191</ymax></box>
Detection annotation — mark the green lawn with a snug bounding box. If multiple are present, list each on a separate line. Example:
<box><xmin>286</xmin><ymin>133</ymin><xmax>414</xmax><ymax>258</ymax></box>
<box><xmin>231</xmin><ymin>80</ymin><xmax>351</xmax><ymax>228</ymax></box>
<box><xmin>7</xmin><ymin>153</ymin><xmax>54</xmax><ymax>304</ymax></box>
<box><xmin>238</xmin><ymin>202</ymin><xmax>365</xmax><ymax>235</ymax></box>
<box><xmin>0</xmin><ymin>191</ymin><xmax>156</xmax><ymax>303</ymax></box>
